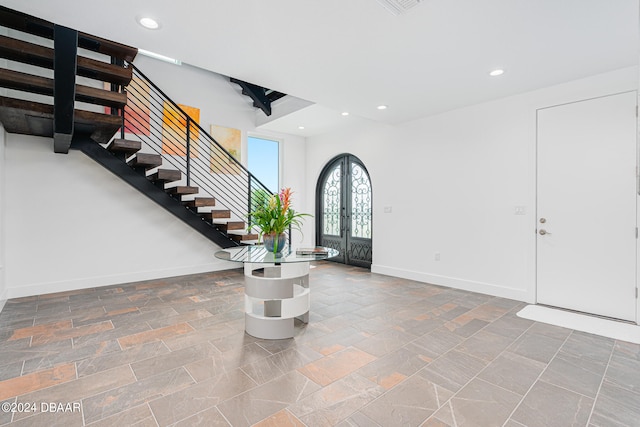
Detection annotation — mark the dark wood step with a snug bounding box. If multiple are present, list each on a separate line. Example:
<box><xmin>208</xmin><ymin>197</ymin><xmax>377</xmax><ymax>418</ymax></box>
<box><xmin>200</xmin><ymin>210</ymin><xmax>231</xmax><ymax>221</ymax></box>
<box><xmin>166</xmin><ymin>186</ymin><xmax>199</xmax><ymax>196</ymax></box>
<box><xmin>148</xmin><ymin>169</ymin><xmax>181</xmax><ymax>183</ymax></box>
<box><xmin>127</xmin><ymin>153</ymin><xmax>162</xmax><ymax>169</ymax></box>
<box><xmin>211</xmin><ymin>210</ymin><xmax>231</xmax><ymax>219</ymax></box>
<box><xmin>74</xmin><ymin>109</ymin><xmax>123</xmax><ymax>143</ymax></box>
<box><xmin>230</xmin><ymin>232</ymin><xmax>260</xmax><ymax>242</ymax></box>
<box><xmin>0</xmin><ymin>95</ymin><xmax>121</xmax><ymax>143</ymax></box>
<box><xmin>215</xmin><ymin>221</ymin><xmax>245</xmax><ymax>231</ymax></box>
<box><xmin>183</xmin><ymin>197</ymin><xmax>216</xmax><ymax>208</ymax></box>
<box><xmin>0</xmin><ymin>6</ymin><xmax>138</xmax><ymax>62</ymax></box>
<box><xmin>0</xmin><ymin>68</ymin><xmax>127</xmax><ymax>108</ymax></box>
<box><xmin>0</xmin><ymin>35</ymin><xmax>133</xmax><ymax>85</ymax></box>
<box><xmin>108</xmin><ymin>139</ymin><xmax>141</xmax><ymax>154</ymax></box>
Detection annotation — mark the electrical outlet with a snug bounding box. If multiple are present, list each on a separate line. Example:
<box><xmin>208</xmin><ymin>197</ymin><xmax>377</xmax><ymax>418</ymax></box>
<box><xmin>384</xmin><ymin>206</ymin><xmax>392</xmax><ymax>213</ymax></box>
<box><xmin>514</xmin><ymin>206</ymin><xmax>526</xmax><ymax>215</ymax></box>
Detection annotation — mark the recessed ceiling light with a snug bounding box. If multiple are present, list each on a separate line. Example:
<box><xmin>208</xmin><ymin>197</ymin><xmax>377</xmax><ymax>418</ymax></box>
<box><xmin>377</xmin><ymin>105</ymin><xmax>388</xmax><ymax>110</ymax></box>
<box><xmin>298</xmin><ymin>126</ymin><xmax>305</xmax><ymax>130</ymax></box>
<box><xmin>341</xmin><ymin>112</ymin><xmax>349</xmax><ymax>116</ymax></box>
<box><xmin>489</xmin><ymin>69</ymin><xmax>504</xmax><ymax>77</ymax></box>
<box><xmin>138</xmin><ymin>17</ymin><xmax>160</xmax><ymax>29</ymax></box>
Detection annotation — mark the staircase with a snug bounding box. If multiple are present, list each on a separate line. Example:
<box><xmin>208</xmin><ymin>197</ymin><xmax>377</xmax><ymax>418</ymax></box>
<box><xmin>0</xmin><ymin>6</ymin><xmax>269</xmax><ymax>249</ymax></box>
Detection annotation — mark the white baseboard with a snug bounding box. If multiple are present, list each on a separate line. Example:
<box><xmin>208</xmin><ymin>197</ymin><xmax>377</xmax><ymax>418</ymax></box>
<box><xmin>518</xmin><ymin>305</ymin><xmax>640</xmax><ymax>344</ymax></box>
<box><xmin>6</xmin><ymin>261</ymin><xmax>240</xmax><ymax>299</ymax></box>
<box><xmin>371</xmin><ymin>264</ymin><xmax>532</xmax><ymax>303</ymax></box>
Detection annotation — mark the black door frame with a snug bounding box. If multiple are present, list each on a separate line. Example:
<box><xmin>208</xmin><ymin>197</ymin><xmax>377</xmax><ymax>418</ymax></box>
<box><xmin>315</xmin><ymin>153</ymin><xmax>372</xmax><ymax>268</ymax></box>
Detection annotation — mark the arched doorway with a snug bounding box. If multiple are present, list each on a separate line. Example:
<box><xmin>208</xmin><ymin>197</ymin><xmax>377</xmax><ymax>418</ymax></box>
<box><xmin>316</xmin><ymin>154</ymin><xmax>372</xmax><ymax>268</ymax></box>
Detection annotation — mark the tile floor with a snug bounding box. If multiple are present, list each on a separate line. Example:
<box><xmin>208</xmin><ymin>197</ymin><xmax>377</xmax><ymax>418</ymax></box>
<box><xmin>0</xmin><ymin>262</ymin><xmax>639</xmax><ymax>426</ymax></box>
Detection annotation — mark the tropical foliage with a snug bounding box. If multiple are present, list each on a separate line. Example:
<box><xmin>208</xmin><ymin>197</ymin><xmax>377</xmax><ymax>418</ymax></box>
<box><xmin>248</xmin><ymin>188</ymin><xmax>311</xmax><ymax>251</ymax></box>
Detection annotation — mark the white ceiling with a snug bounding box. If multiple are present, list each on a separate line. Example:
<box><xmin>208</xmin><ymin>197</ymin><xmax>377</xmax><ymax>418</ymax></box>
<box><xmin>2</xmin><ymin>0</ymin><xmax>638</xmax><ymax>137</ymax></box>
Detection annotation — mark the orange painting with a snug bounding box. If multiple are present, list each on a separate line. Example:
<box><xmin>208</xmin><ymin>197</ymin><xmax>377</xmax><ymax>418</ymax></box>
<box><xmin>162</xmin><ymin>102</ymin><xmax>200</xmax><ymax>157</ymax></box>
<box><xmin>210</xmin><ymin>125</ymin><xmax>241</xmax><ymax>175</ymax></box>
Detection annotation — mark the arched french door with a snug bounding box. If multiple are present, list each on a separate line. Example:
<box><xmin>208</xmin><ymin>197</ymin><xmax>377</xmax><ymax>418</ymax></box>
<box><xmin>316</xmin><ymin>154</ymin><xmax>372</xmax><ymax>268</ymax></box>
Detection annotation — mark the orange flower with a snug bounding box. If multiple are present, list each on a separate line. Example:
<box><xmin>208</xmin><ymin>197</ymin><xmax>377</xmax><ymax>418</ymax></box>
<box><xmin>279</xmin><ymin>188</ymin><xmax>292</xmax><ymax>213</ymax></box>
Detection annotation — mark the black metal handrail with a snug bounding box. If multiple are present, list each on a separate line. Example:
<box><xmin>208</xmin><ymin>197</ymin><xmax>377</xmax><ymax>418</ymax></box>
<box><xmin>115</xmin><ymin>62</ymin><xmax>290</xmax><ymax>244</ymax></box>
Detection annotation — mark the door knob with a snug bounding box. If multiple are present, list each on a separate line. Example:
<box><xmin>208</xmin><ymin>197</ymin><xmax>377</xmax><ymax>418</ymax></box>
<box><xmin>539</xmin><ymin>229</ymin><xmax>551</xmax><ymax>235</ymax></box>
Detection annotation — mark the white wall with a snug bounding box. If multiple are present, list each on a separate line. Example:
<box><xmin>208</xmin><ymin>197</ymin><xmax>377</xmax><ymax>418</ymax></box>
<box><xmin>305</xmin><ymin>66</ymin><xmax>638</xmax><ymax>303</ymax></box>
<box><xmin>2</xmin><ymin>56</ymin><xmax>307</xmax><ymax>299</ymax></box>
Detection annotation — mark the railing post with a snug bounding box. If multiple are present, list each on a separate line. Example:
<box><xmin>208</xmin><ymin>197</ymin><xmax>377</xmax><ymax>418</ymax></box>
<box><xmin>247</xmin><ymin>175</ymin><xmax>252</xmax><ymax>230</ymax></box>
<box><xmin>52</xmin><ymin>24</ymin><xmax>77</xmax><ymax>154</ymax></box>
<box><xmin>185</xmin><ymin>117</ymin><xmax>191</xmax><ymax>186</ymax></box>
<box><xmin>119</xmin><ymin>85</ymin><xmax>125</xmax><ymax>139</ymax></box>
<box><xmin>109</xmin><ymin>56</ymin><xmax>125</xmax><ymax>140</ymax></box>
<box><xmin>120</xmin><ymin>108</ymin><xmax>125</xmax><ymax>140</ymax></box>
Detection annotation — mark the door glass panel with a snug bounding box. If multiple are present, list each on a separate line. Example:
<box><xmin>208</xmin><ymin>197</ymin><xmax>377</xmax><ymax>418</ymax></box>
<box><xmin>323</xmin><ymin>164</ymin><xmax>341</xmax><ymax>236</ymax></box>
<box><xmin>351</xmin><ymin>162</ymin><xmax>372</xmax><ymax>238</ymax></box>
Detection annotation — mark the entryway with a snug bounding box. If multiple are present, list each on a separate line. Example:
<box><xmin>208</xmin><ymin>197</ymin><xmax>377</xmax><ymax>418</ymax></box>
<box><xmin>316</xmin><ymin>154</ymin><xmax>372</xmax><ymax>268</ymax></box>
<box><xmin>536</xmin><ymin>91</ymin><xmax>638</xmax><ymax>322</ymax></box>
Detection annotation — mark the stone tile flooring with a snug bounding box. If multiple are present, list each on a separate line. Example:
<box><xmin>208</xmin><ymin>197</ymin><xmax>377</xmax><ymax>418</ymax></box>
<box><xmin>0</xmin><ymin>262</ymin><xmax>639</xmax><ymax>426</ymax></box>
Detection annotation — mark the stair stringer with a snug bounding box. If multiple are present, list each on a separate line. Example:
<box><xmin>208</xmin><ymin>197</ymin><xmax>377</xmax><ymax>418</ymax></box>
<box><xmin>70</xmin><ymin>136</ymin><xmax>240</xmax><ymax>249</ymax></box>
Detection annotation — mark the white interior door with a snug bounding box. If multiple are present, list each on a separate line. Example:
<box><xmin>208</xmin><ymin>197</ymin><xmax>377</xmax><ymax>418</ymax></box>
<box><xmin>537</xmin><ymin>91</ymin><xmax>637</xmax><ymax>322</ymax></box>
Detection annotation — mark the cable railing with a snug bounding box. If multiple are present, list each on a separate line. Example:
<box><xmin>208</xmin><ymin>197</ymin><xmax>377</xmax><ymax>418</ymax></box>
<box><xmin>113</xmin><ymin>63</ymin><xmax>288</xmax><ymax>243</ymax></box>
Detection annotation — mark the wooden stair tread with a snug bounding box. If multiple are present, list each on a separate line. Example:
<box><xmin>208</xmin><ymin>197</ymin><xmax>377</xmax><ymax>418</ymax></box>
<box><xmin>148</xmin><ymin>169</ymin><xmax>181</xmax><ymax>182</ymax></box>
<box><xmin>184</xmin><ymin>197</ymin><xmax>216</xmax><ymax>208</ymax></box>
<box><xmin>211</xmin><ymin>210</ymin><xmax>231</xmax><ymax>218</ymax></box>
<box><xmin>0</xmin><ymin>95</ymin><xmax>121</xmax><ymax>143</ymax></box>
<box><xmin>108</xmin><ymin>139</ymin><xmax>141</xmax><ymax>153</ymax></box>
<box><xmin>213</xmin><ymin>220</ymin><xmax>245</xmax><ymax>231</ymax></box>
<box><xmin>73</xmin><ymin>109</ymin><xmax>123</xmax><ymax>143</ymax></box>
<box><xmin>0</xmin><ymin>35</ymin><xmax>133</xmax><ymax>85</ymax></box>
<box><xmin>229</xmin><ymin>231</ymin><xmax>260</xmax><ymax>242</ymax></box>
<box><xmin>0</xmin><ymin>68</ymin><xmax>127</xmax><ymax>108</ymax></box>
<box><xmin>0</xmin><ymin>6</ymin><xmax>138</xmax><ymax>62</ymax></box>
<box><xmin>166</xmin><ymin>186</ymin><xmax>199</xmax><ymax>195</ymax></box>
<box><xmin>200</xmin><ymin>210</ymin><xmax>231</xmax><ymax>221</ymax></box>
<box><xmin>239</xmin><ymin>240</ymin><xmax>260</xmax><ymax>245</ymax></box>
<box><xmin>127</xmin><ymin>153</ymin><xmax>162</xmax><ymax>168</ymax></box>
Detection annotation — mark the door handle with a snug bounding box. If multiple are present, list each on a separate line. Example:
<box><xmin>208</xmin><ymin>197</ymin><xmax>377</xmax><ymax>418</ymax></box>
<box><xmin>539</xmin><ymin>229</ymin><xmax>551</xmax><ymax>235</ymax></box>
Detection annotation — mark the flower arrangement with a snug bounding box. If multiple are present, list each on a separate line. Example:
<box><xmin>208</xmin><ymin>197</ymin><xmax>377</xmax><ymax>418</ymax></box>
<box><xmin>248</xmin><ymin>188</ymin><xmax>311</xmax><ymax>253</ymax></box>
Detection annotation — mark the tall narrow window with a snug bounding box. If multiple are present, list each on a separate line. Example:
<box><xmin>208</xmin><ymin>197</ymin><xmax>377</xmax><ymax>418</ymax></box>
<box><xmin>248</xmin><ymin>136</ymin><xmax>279</xmax><ymax>192</ymax></box>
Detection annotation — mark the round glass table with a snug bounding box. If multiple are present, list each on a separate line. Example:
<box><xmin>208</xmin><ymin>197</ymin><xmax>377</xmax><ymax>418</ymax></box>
<box><xmin>214</xmin><ymin>245</ymin><xmax>338</xmax><ymax>339</ymax></box>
